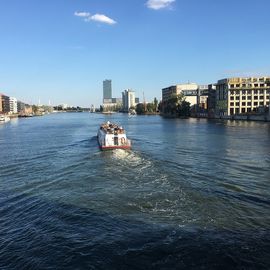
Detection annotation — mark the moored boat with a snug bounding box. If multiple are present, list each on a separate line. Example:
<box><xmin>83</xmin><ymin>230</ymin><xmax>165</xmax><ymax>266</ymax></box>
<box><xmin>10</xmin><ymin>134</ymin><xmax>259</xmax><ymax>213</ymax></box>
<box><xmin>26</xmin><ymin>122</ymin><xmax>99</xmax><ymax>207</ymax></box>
<box><xmin>0</xmin><ymin>115</ymin><xmax>10</xmax><ymax>123</ymax></box>
<box><xmin>97</xmin><ymin>121</ymin><xmax>131</xmax><ymax>150</ymax></box>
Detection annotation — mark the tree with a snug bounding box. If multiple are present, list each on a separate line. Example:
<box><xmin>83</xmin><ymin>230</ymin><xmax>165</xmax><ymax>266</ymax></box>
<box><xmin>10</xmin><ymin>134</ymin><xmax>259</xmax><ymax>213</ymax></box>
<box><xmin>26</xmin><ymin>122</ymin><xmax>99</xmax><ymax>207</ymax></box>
<box><xmin>135</xmin><ymin>103</ymin><xmax>145</xmax><ymax>114</ymax></box>
<box><xmin>162</xmin><ymin>93</ymin><xmax>190</xmax><ymax>117</ymax></box>
<box><xmin>153</xmin><ymin>97</ymin><xmax>158</xmax><ymax>112</ymax></box>
<box><xmin>146</xmin><ymin>103</ymin><xmax>155</xmax><ymax>112</ymax></box>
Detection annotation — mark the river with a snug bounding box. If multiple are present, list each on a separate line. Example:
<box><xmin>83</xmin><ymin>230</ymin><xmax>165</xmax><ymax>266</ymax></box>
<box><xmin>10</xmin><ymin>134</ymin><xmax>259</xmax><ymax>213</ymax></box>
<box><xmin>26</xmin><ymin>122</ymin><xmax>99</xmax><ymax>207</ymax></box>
<box><xmin>0</xmin><ymin>113</ymin><xmax>269</xmax><ymax>269</ymax></box>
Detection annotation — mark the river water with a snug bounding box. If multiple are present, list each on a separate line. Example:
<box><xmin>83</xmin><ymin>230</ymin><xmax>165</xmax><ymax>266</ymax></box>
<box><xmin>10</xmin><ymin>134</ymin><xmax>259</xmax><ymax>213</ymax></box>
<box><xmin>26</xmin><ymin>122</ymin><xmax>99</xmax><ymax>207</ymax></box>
<box><xmin>0</xmin><ymin>113</ymin><xmax>269</xmax><ymax>269</ymax></box>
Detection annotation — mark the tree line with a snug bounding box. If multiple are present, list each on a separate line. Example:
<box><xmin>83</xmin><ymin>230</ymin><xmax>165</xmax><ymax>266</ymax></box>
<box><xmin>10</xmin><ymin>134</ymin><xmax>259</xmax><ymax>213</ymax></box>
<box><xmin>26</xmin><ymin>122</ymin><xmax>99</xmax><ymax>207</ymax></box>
<box><xmin>160</xmin><ymin>93</ymin><xmax>191</xmax><ymax>117</ymax></box>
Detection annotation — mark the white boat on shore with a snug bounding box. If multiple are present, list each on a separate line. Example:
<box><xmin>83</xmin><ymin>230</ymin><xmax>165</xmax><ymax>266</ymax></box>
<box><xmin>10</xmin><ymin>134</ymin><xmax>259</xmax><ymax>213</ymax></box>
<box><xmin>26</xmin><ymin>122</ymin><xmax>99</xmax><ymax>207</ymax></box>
<box><xmin>0</xmin><ymin>115</ymin><xmax>10</xmax><ymax>123</ymax></box>
<box><xmin>97</xmin><ymin>121</ymin><xmax>131</xmax><ymax>150</ymax></box>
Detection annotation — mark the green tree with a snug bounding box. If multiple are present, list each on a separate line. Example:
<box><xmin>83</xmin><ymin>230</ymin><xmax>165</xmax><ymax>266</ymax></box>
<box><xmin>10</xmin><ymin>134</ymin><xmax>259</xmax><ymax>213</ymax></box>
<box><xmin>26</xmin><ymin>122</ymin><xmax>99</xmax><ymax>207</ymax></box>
<box><xmin>135</xmin><ymin>103</ymin><xmax>145</xmax><ymax>114</ymax></box>
<box><xmin>162</xmin><ymin>93</ymin><xmax>190</xmax><ymax>117</ymax></box>
<box><xmin>146</xmin><ymin>103</ymin><xmax>155</xmax><ymax>112</ymax></box>
<box><xmin>153</xmin><ymin>97</ymin><xmax>158</xmax><ymax>112</ymax></box>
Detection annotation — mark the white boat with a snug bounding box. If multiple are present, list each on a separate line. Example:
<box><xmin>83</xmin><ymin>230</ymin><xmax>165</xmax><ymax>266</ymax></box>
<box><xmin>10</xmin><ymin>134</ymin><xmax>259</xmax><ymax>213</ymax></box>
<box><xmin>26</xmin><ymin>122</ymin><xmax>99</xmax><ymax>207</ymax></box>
<box><xmin>0</xmin><ymin>115</ymin><xmax>10</xmax><ymax>123</ymax></box>
<box><xmin>128</xmin><ymin>109</ymin><xmax>137</xmax><ymax>115</ymax></box>
<box><xmin>97</xmin><ymin>121</ymin><xmax>131</xmax><ymax>150</ymax></box>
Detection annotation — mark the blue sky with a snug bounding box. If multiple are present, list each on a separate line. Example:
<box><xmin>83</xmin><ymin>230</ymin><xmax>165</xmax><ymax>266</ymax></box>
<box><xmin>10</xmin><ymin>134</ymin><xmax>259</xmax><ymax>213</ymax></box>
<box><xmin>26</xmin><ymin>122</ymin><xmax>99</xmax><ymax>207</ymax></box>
<box><xmin>0</xmin><ymin>0</ymin><xmax>270</xmax><ymax>107</ymax></box>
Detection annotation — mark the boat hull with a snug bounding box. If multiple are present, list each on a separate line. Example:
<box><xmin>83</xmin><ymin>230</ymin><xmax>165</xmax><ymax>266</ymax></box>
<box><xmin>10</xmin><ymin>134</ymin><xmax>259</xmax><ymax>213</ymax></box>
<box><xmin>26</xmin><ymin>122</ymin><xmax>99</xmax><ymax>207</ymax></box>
<box><xmin>99</xmin><ymin>144</ymin><xmax>131</xmax><ymax>151</ymax></box>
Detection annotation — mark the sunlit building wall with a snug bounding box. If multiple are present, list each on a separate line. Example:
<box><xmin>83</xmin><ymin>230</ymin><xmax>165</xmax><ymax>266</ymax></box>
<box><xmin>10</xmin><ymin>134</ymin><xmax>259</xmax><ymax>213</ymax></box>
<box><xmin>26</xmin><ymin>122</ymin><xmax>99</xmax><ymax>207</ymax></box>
<box><xmin>9</xmin><ymin>97</ymin><xmax>18</xmax><ymax>114</ymax></box>
<box><xmin>215</xmin><ymin>77</ymin><xmax>270</xmax><ymax>116</ymax></box>
<box><xmin>122</xmin><ymin>89</ymin><xmax>135</xmax><ymax>111</ymax></box>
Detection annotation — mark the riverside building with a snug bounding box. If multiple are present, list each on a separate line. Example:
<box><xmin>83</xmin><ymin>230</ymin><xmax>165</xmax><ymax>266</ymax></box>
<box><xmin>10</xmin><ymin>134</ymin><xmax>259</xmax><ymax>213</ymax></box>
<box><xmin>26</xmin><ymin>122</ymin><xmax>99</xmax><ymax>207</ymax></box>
<box><xmin>122</xmin><ymin>89</ymin><xmax>136</xmax><ymax>112</ymax></box>
<box><xmin>162</xmin><ymin>83</ymin><xmax>198</xmax><ymax>106</ymax></box>
<box><xmin>0</xmin><ymin>93</ymin><xmax>10</xmax><ymax>114</ymax></box>
<box><xmin>207</xmin><ymin>84</ymin><xmax>217</xmax><ymax>118</ymax></box>
<box><xmin>9</xmin><ymin>97</ymin><xmax>18</xmax><ymax>114</ymax></box>
<box><xmin>103</xmin><ymin>79</ymin><xmax>112</xmax><ymax>104</ymax></box>
<box><xmin>215</xmin><ymin>77</ymin><xmax>270</xmax><ymax>116</ymax></box>
<box><xmin>0</xmin><ymin>94</ymin><xmax>2</xmax><ymax>113</ymax></box>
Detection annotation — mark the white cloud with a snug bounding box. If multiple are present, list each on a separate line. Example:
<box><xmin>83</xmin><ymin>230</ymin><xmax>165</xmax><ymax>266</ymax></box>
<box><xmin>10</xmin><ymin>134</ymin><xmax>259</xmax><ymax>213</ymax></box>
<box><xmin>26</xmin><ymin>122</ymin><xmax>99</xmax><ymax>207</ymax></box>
<box><xmin>75</xmin><ymin>11</ymin><xmax>116</xmax><ymax>25</ymax></box>
<box><xmin>74</xmin><ymin>11</ymin><xmax>90</xmax><ymax>17</ymax></box>
<box><xmin>146</xmin><ymin>0</ymin><xmax>175</xmax><ymax>10</ymax></box>
<box><xmin>86</xmin><ymin>14</ymin><xmax>117</xmax><ymax>25</ymax></box>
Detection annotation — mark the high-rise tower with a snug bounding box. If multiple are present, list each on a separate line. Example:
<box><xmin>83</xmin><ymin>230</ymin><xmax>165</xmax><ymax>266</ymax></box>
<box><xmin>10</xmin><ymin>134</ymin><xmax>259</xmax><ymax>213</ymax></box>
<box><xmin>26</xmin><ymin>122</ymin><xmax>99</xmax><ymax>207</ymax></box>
<box><xmin>103</xmin><ymin>79</ymin><xmax>112</xmax><ymax>104</ymax></box>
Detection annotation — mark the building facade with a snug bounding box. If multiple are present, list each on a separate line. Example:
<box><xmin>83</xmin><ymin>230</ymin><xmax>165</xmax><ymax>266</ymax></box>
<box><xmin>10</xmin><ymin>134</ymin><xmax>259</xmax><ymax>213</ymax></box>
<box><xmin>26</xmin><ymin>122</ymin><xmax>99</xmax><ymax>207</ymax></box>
<box><xmin>9</xmin><ymin>97</ymin><xmax>18</xmax><ymax>114</ymax></box>
<box><xmin>17</xmin><ymin>101</ymin><xmax>25</xmax><ymax>113</ymax></box>
<box><xmin>207</xmin><ymin>84</ymin><xmax>216</xmax><ymax>118</ymax></box>
<box><xmin>215</xmin><ymin>77</ymin><xmax>270</xmax><ymax>116</ymax></box>
<box><xmin>0</xmin><ymin>94</ymin><xmax>3</xmax><ymax>113</ymax></box>
<box><xmin>111</xmin><ymin>98</ymin><xmax>122</xmax><ymax>104</ymax></box>
<box><xmin>17</xmin><ymin>101</ymin><xmax>33</xmax><ymax>115</ymax></box>
<box><xmin>103</xmin><ymin>79</ymin><xmax>112</xmax><ymax>104</ymax></box>
<box><xmin>122</xmin><ymin>89</ymin><xmax>136</xmax><ymax>112</ymax></box>
<box><xmin>162</xmin><ymin>85</ymin><xmax>178</xmax><ymax>101</ymax></box>
<box><xmin>162</xmin><ymin>83</ymin><xmax>198</xmax><ymax>106</ymax></box>
<box><xmin>197</xmin><ymin>85</ymin><xmax>209</xmax><ymax>111</ymax></box>
<box><xmin>0</xmin><ymin>94</ymin><xmax>10</xmax><ymax>114</ymax></box>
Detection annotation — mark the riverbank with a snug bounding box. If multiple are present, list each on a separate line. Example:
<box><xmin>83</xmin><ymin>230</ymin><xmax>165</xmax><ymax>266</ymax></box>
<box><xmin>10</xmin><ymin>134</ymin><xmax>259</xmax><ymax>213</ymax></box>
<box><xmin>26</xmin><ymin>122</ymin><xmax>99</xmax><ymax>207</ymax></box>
<box><xmin>196</xmin><ymin>113</ymin><xmax>270</xmax><ymax>122</ymax></box>
<box><xmin>161</xmin><ymin>112</ymin><xmax>270</xmax><ymax>122</ymax></box>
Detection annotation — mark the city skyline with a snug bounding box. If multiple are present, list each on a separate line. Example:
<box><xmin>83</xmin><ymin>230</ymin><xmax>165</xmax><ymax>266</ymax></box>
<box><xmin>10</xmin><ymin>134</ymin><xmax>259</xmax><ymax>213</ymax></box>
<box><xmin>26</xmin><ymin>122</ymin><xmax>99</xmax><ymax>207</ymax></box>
<box><xmin>1</xmin><ymin>0</ymin><xmax>270</xmax><ymax>107</ymax></box>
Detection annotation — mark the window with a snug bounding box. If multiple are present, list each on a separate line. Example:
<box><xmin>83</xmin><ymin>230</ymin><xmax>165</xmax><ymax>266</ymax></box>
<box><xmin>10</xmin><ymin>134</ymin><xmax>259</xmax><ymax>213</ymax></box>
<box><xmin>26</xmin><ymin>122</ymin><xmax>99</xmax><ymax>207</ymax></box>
<box><xmin>254</xmin><ymin>90</ymin><xmax>258</xmax><ymax>94</ymax></box>
<box><xmin>259</xmin><ymin>89</ymin><xmax>264</xmax><ymax>94</ymax></box>
<box><xmin>236</xmin><ymin>84</ymin><xmax>240</xmax><ymax>87</ymax></box>
<box><xmin>247</xmin><ymin>108</ymin><xmax>251</xmax><ymax>112</ymax></box>
<box><xmin>242</xmin><ymin>90</ymin><xmax>246</xmax><ymax>94</ymax></box>
<box><xmin>236</xmin><ymin>102</ymin><xmax>240</xmax><ymax>106</ymax></box>
<box><xmin>247</xmin><ymin>102</ymin><xmax>251</xmax><ymax>106</ymax></box>
<box><xmin>247</xmin><ymin>90</ymin><xmax>252</xmax><ymax>94</ymax></box>
<box><xmin>230</xmin><ymin>108</ymin><xmax>234</xmax><ymax>115</ymax></box>
<box><xmin>242</xmin><ymin>96</ymin><xmax>246</xmax><ymax>100</ymax></box>
<box><xmin>230</xmin><ymin>102</ymin><xmax>234</xmax><ymax>106</ymax></box>
<box><xmin>254</xmin><ymin>84</ymin><xmax>258</xmax><ymax>87</ymax></box>
<box><xmin>230</xmin><ymin>96</ymin><xmax>234</xmax><ymax>100</ymax></box>
<box><xmin>231</xmin><ymin>84</ymin><xmax>234</xmax><ymax>88</ymax></box>
<box><xmin>254</xmin><ymin>102</ymin><xmax>258</xmax><ymax>106</ymax></box>
<box><xmin>260</xmin><ymin>84</ymin><xmax>264</xmax><ymax>87</ymax></box>
<box><xmin>231</xmin><ymin>90</ymin><xmax>235</xmax><ymax>95</ymax></box>
<box><xmin>242</xmin><ymin>102</ymin><xmax>246</xmax><ymax>106</ymax></box>
<box><xmin>235</xmin><ymin>108</ymin><xmax>239</xmax><ymax>114</ymax></box>
<box><xmin>242</xmin><ymin>84</ymin><xmax>246</xmax><ymax>87</ymax></box>
<box><xmin>248</xmin><ymin>96</ymin><xmax>252</xmax><ymax>100</ymax></box>
<box><xmin>241</xmin><ymin>108</ymin><xmax>246</xmax><ymax>113</ymax></box>
<box><xmin>260</xmin><ymin>102</ymin><xmax>264</xmax><ymax>106</ymax></box>
<box><xmin>254</xmin><ymin>96</ymin><xmax>258</xmax><ymax>100</ymax></box>
<box><xmin>236</xmin><ymin>96</ymin><xmax>240</xmax><ymax>100</ymax></box>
